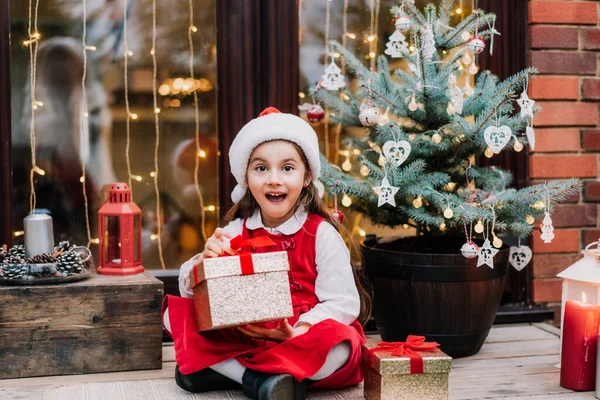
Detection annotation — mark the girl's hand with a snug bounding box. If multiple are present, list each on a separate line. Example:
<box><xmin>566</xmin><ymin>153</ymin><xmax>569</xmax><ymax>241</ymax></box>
<box><xmin>202</xmin><ymin>228</ymin><xmax>235</xmax><ymax>259</ymax></box>
<box><xmin>237</xmin><ymin>319</ymin><xmax>311</xmax><ymax>342</ymax></box>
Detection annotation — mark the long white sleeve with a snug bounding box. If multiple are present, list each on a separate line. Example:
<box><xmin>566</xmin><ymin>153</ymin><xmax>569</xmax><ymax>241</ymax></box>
<box><xmin>177</xmin><ymin>219</ymin><xmax>243</xmax><ymax>298</ymax></box>
<box><xmin>295</xmin><ymin>222</ymin><xmax>361</xmax><ymax>326</ymax></box>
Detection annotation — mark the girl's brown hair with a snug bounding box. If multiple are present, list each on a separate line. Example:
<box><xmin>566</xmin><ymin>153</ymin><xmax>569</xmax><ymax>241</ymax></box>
<box><xmin>222</xmin><ymin>141</ymin><xmax>372</xmax><ymax>325</ymax></box>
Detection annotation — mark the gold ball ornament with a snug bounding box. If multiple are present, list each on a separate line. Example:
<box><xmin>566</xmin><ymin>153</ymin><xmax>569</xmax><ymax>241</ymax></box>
<box><xmin>526</xmin><ymin>215</ymin><xmax>535</xmax><ymax>225</ymax></box>
<box><xmin>341</xmin><ymin>193</ymin><xmax>352</xmax><ymax>207</ymax></box>
<box><xmin>443</xmin><ymin>207</ymin><xmax>454</xmax><ymax>219</ymax></box>
<box><xmin>412</xmin><ymin>196</ymin><xmax>423</xmax><ymax>208</ymax></box>
<box><xmin>432</xmin><ymin>133</ymin><xmax>442</xmax><ymax>144</ymax></box>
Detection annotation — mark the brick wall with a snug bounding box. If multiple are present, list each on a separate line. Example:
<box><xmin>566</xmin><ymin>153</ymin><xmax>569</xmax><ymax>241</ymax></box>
<box><xmin>528</xmin><ymin>0</ymin><xmax>600</xmax><ymax>303</ymax></box>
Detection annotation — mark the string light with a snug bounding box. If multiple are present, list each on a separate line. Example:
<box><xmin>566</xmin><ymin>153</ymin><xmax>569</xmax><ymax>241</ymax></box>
<box><xmin>342</xmin><ymin>193</ymin><xmax>352</xmax><ymax>207</ymax></box>
<box><xmin>151</xmin><ymin>0</ymin><xmax>165</xmax><ymax>269</ymax></box>
<box><xmin>413</xmin><ymin>196</ymin><xmax>423</xmax><ymax>208</ymax></box>
<box><xmin>150</xmin><ymin>234</ymin><xmax>158</xmax><ymax>240</ymax></box>
<box><xmin>526</xmin><ymin>215</ymin><xmax>535</xmax><ymax>224</ymax></box>
<box><xmin>474</xmin><ymin>219</ymin><xmax>484</xmax><ymax>233</ymax></box>
<box><xmin>484</xmin><ymin>148</ymin><xmax>494</xmax><ymax>158</ymax></box>
<box><xmin>532</xmin><ymin>201</ymin><xmax>545</xmax><ymax>210</ymax></box>
<box><xmin>345</xmin><ymin>32</ymin><xmax>356</xmax><ymax>39</ymax></box>
<box><xmin>378</xmin><ymin>154</ymin><xmax>386</xmax><ymax>166</ymax></box>
<box><xmin>443</xmin><ymin>205</ymin><xmax>454</xmax><ymax>219</ymax></box>
<box><xmin>33</xmin><ymin>166</ymin><xmax>45</xmax><ymax>175</ymax></box>
<box><xmin>198</xmin><ymin>149</ymin><xmax>206</xmax><ymax>158</ymax></box>
<box><xmin>188</xmin><ymin>0</ymin><xmax>208</xmax><ymax>243</ymax></box>
<box><xmin>360</xmin><ymin>165</ymin><xmax>370</xmax><ymax>176</ymax></box>
<box><xmin>204</xmin><ymin>205</ymin><xmax>216</xmax><ymax>212</ymax></box>
<box><xmin>14</xmin><ymin>231</ymin><xmax>24</xmax><ymax>237</ymax></box>
<box><xmin>492</xmin><ymin>235</ymin><xmax>503</xmax><ymax>248</ymax></box>
<box><xmin>514</xmin><ymin>140</ymin><xmax>524</xmax><ymax>152</ymax></box>
<box><xmin>27</xmin><ymin>0</ymin><xmax>42</xmax><ymax>213</ymax></box>
<box><xmin>342</xmin><ymin>156</ymin><xmax>352</xmax><ymax>171</ymax></box>
<box><xmin>298</xmin><ymin>92</ymin><xmax>306</xmax><ymax>98</ymax></box>
<box><xmin>358</xmin><ymin>229</ymin><xmax>366</xmax><ymax>237</ymax></box>
<box><xmin>439</xmin><ymin>223</ymin><xmax>447</xmax><ymax>232</ymax></box>
<box><xmin>432</xmin><ymin>133</ymin><xmax>442</xmax><ymax>144</ymax></box>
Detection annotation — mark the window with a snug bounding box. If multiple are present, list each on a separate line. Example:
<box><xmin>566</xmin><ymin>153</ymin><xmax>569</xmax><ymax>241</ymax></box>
<box><xmin>9</xmin><ymin>0</ymin><xmax>219</xmax><ymax>269</ymax></box>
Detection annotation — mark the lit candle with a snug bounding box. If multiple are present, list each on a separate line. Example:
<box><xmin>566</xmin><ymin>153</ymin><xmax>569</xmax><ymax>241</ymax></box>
<box><xmin>561</xmin><ymin>292</ymin><xmax>600</xmax><ymax>391</ymax></box>
<box><xmin>23</xmin><ymin>213</ymin><xmax>55</xmax><ymax>258</ymax></box>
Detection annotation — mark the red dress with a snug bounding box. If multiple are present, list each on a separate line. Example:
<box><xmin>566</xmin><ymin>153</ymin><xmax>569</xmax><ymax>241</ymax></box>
<box><xmin>163</xmin><ymin>214</ymin><xmax>365</xmax><ymax>390</ymax></box>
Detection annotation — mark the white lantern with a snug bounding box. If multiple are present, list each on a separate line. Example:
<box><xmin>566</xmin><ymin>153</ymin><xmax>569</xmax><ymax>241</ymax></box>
<box><xmin>359</xmin><ymin>106</ymin><xmax>380</xmax><ymax>127</ymax></box>
<box><xmin>556</xmin><ymin>240</ymin><xmax>600</xmax><ymax>364</ymax></box>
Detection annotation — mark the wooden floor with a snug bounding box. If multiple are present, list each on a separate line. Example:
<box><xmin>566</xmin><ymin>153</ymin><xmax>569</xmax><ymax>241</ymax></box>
<box><xmin>0</xmin><ymin>323</ymin><xmax>595</xmax><ymax>399</ymax></box>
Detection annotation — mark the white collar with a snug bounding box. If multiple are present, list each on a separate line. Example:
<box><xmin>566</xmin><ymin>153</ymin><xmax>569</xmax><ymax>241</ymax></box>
<box><xmin>246</xmin><ymin>208</ymin><xmax>308</xmax><ymax>235</ymax></box>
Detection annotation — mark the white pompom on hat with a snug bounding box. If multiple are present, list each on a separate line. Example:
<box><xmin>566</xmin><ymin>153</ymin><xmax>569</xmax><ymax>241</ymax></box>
<box><xmin>229</xmin><ymin>106</ymin><xmax>322</xmax><ymax>203</ymax></box>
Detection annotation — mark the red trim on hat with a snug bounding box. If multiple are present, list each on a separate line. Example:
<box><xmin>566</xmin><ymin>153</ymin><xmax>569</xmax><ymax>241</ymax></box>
<box><xmin>258</xmin><ymin>107</ymin><xmax>281</xmax><ymax>117</ymax></box>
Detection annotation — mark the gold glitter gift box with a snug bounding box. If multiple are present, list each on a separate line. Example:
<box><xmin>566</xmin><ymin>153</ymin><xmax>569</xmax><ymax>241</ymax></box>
<box><xmin>190</xmin><ymin>240</ymin><xmax>294</xmax><ymax>332</ymax></box>
<box><xmin>363</xmin><ymin>339</ymin><xmax>452</xmax><ymax>400</ymax></box>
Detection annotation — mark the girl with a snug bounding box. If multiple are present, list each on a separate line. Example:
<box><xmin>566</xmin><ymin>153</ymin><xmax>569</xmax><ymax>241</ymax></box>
<box><xmin>163</xmin><ymin>107</ymin><xmax>369</xmax><ymax>400</ymax></box>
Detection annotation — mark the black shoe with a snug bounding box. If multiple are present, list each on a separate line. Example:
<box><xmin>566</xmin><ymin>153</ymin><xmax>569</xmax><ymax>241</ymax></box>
<box><xmin>242</xmin><ymin>369</ymin><xmax>307</xmax><ymax>400</ymax></box>
<box><xmin>175</xmin><ymin>365</ymin><xmax>241</xmax><ymax>393</ymax></box>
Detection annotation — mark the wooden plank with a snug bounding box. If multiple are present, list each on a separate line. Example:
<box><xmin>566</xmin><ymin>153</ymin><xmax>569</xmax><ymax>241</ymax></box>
<box><xmin>449</xmin><ymin>371</ymin><xmax>574</xmax><ymax>399</ymax></box>
<box><xmin>532</xmin><ymin>322</ymin><xmax>561</xmax><ymax>337</ymax></box>
<box><xmin>451</xmin><ymin>355</ymin><xmax>560</xmax><ymax>378</ymax></box>
<box><xmin>484</xmin><ymin>324</ymin><xmax>557</xmax><ymax>343</ymax></box>
<box><xmin>466</xmin><ymin>338</ymin><xmax>559</xmax><ymax>360</ymax></box>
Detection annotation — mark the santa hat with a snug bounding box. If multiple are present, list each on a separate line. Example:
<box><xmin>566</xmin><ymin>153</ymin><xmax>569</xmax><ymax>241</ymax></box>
<box><xmin>229</xmin><ymin>106</ymin><xmax>322</xmax><ymax>203</ymax></box>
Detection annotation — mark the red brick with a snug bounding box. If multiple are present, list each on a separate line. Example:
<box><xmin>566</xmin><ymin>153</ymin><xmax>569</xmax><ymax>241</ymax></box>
<box><xmin>529</xmin><ymin>77</ymin><xmax>579</xmax><ymax>100</ymax></box>
<box><xmin>582</xmin><ymin>228</ymin><xmax>600</xmax><ymax>246</ymax></box>
<box><xmin>535</xmin><ymin>102</ymin><xmax>598</xmax><ymax>127</ymax></box>
<box><xmin>530</xmin><ymin>26</ymin><xmax>578</xmax><ymax>49</ymax></box>
<box><xmin>532</xmin><ymin>228</ymin><xmax>581</xmax><ymax>253</ymax></box>
<box><xmin>529</xmin><ymin>1</ymin><xmax>598</xmax><ymax>25</ymax></box>
<box><xmin>582</xmin><ymin>129</ymin><xmax>600</xmax><ymax>151</ymax></box>
<box><xmin>533</xmin><ymin>252</ymin><xmax>582</xmax><ymax>278</ymax></box>
<box><xmin>530</xmin><ymin>155</ymin><xmax>597</xmax><ymax>178</ymax></box>
<box><xmin>533</xmin><ymin>279</ymin><xmax>563</xmax><ymax>303</ymax></box>
<box><xmin>583</xmin><ymin>181</ymin><xmax>600</xmax><ymax>201</ymax></box>
<box><xmin>582</xmin><ymin>79</ymin><xmax>600</xmax><ymax>100</ymax></box>
<box><xmin>552</xmin><ymin>204</ymin><xmax>597</xmax><ymax>227</ymax></box>
<box><xmin>535</xmin><ymin>128</ymin><xmax>581</xmax><ymax>152</ymax></box>
<box><xmin>530</xmin><ymin>52</ymin><xmax>596</xmax><ymax>75</ymax></box>
<box><xmin>582</xmin><ymin>28</ymin><xmax>600</xmax><ymax>50</ymax></box>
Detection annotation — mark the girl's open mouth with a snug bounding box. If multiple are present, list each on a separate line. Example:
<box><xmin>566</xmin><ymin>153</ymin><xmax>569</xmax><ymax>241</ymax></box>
<box><xmin>265</xmin><ymin>192</ymin><xmax>287</xmax><ymax>203</ymax></box>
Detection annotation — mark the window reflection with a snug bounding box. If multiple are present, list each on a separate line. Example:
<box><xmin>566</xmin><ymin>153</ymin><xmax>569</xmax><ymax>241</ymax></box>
<box><xmin>10</xmin><ymin>0</ymin><xmax>218</xmax><ymax>269</ymax></box>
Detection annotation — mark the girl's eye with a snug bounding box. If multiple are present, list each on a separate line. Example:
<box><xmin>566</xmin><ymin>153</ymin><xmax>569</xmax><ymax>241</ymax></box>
<box><xmin>283</xmin><ymin>165</ymin><xmax>294</xmax><ymax>172</ymax></box>
<box><xmin>255</xmin><ymin>165</ymin><xmax>267</xmax><ymax>172</ymax></box>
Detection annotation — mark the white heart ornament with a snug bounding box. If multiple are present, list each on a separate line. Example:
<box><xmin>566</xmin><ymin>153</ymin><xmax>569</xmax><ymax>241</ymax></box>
<box><xmin>382</xmin><ymin>140</ymin><xmax>411</xmax><ymax>167</ymax></box>
<box><xmin>509</xmin><ymin>245</ymin><xmax>532</xmax><ymax>271</ymax></box>
<box><xmin>484</xmin><ymin>125</ymin><xmax>512</xmax><ymax>154</ymax></box>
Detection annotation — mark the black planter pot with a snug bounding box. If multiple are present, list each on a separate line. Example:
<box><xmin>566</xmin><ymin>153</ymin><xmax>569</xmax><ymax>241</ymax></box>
<box><xmin>362</xmin><ymin>236</ymin><xmax>509</xmax><ymax>358</ymax></box>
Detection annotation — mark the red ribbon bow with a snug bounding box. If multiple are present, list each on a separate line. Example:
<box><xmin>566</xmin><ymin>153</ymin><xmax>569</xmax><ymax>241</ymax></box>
<box><xmin>368</xmin><ymin>335</ymin><xmax>440</xmax><ymax>374</ymax></box>
<box><xmin>280</xmin><ymin>239</ymin><xmax>295</xmax><ymax>251</ymax></box>
<box><xmin>227</xmin><ymin>235</ymin><xmax>277</xmax><ymax>275</ymax></box>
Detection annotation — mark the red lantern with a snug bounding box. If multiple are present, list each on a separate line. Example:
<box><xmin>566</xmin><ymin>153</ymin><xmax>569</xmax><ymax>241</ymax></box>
<box><xmin>97</xmin><ymin>183</ymin><xmax>144</xmax><ymax>275</ymax></box>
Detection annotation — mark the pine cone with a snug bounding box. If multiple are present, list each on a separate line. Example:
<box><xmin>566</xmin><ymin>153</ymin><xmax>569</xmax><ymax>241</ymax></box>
<box><xmin>54</xmin><ymin>241</ymin><xmax>74</xmax><ymax>253</ymax></box>
<box><xmin>26</xmin><ymin>252</ymin><xmax>57</xmax><ymax>264</ymax></box>
<box><xmin>6</xmin><ymin>244</ymin><xmax>25</xmax><ymax>264</ymax></box>
<box><xmin>56</xmin><ymin>251</ymin><xmax>84</xmax><ymax>275</ymax></box>
<box><xmin>0</xmin><ymin>264</ymin><xmax>27</xmax><ymax>280</ymax></box>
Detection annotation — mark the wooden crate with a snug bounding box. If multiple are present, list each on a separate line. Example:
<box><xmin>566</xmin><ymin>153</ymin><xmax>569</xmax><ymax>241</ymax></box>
<box><xmin>0</xmin><ymin>272</ymin><xmax>164</xmax><ymax>379</ymax></box>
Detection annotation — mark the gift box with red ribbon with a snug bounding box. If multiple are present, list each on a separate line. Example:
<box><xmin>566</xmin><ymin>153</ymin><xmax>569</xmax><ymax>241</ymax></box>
<box><xmin>363</xmin><ymin>336</ymin><xmax>452</xmax><ymax>400</ymax></box>
<box><xmin>190</xmin><ymin>235</ymin><xmax>293</xmax><ymax>332</ymax></box>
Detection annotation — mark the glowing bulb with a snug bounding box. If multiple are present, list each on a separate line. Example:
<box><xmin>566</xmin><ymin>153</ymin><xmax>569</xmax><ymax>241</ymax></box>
<box><xmin>158</xmin><ymin>84</ymin><xmax>170</xmax><ymax>96</ymax></box>
<box><xmin>298</xmin><ymin>92</ymin><xmax>305</xmax><ymax>98</ymax></box>
<box><xmin>532</xmin><ymin>201</ymin><xmax>545</xmax><ymax>210</ymax></box>
<box><xmin>154</xmin><ymin>107</ymin><xmax>161</xmax><ymax>114</ymax></box>
<box><xmin>369</xmin><ymin>52</ymin><xmax>376</xmax><ymax>58</ymax></box>
<box><xmin>130</xmin><ymin>113</ymin><xmax>138</xmax><ymax>120</ymax></box>
<box><xmin>484</xmin><ymin>148</ymin><xmax>494</xmax><ymax>158</ymax></box>
<box><xmin>127</xmin><ymin>50</ymin><xmax>133</xmax><ymax>57</ymax></box>
<box><xmin>462</xmin><ymin>53</ymin><xmax>472</xmax><ymax>65</ymax></box>
<box><xmin>408</xmin><ymin>134</ymin><xmax>416</xmax><ymax>140</ymax></box>
<box><xmin>80</xmin><ymin>176</ymin><xmax>85</xmax><ymax>183</ymax></box>
<box><xmin>468</xmin><ymin>63</ymin><xmax>478</xmax><ymax>75</ymax></box>
<box><xmin>358</xmin><ymin>229</ymin><xmax>366</xmax><ymax>237</ymax></box>
<box><xmin>198</xmin><ymin>150</ymin><xmax>207</xmax><ymax>158</ymax></box>
<box><xmin>432</xmin><ymin>133</ymin><xmax>442</xmax><ymax>144</ymax></box>
<box><xmin>413</xmin><ymin>196</ymin><xmax>423</xmax><ymax>208</ymax></box>
<box><xmin>342</xmin><ymin>194</ymin><xmax>352</xmax><ymax>207</ymax></box>
<box><xmin>84</xmin><ymin>112</ymin><xmax>89</xmax><ymax>118</ymax></box>
<box><xmin>526</xmin><ymin>215</ymin><xmax>535</xmax><ymax>225</ymax></box>
<box><xmin>402</xmin><ymin>224</ymin><xmax>409</xmax><ymax>229</ymax></box>
<box><xmin>353</xmin><ymin>149</ymin><xmax>361</xmax><ymax>155</ymax></box>
<box><xmin>439</xmin><ymin>223</ymin><xmax>447</xmax><ymax>232</ymax></box>
<box><xmin>445</xmin><ymin>182</ymin><xmax>456</xmax><ymax>191</ymax></box>
<box><xmin>346</xmin><ymin>32</ymin><xmax>356</xmax><ymax>39</ymax></box>
<box><xmin>343</xmin><ymin>94</ymin><xmax>351</xmax><ymax>101</ymax></box>
<box><xmin>190</xmin><ymin>25</ymin><xmax>198</xmax><ymax>32</ymax></box>
<box><xmin>32</xmin><ymin>32</ymin><xmax>40</xmax><ymax>39</ymax></box>
<box><xmin>92</xmin><ymin>238</ymin><xmax>100</xmax><ymax>244</ymax></box>
<box><xmin>33</xmin><ymin>166</ymin><xmax>45</xmax><ymax>175</ymax></box>
<box><xmin>207</xmin><ymin>205</ymin><xmax>216</xmax><ymax>212</ymax></box>
<box><xmin>378</xmin><ymin>154</ymin><xmax>386</xmax><ymax>166</ymax></box>
<box><xmin>85</xmin><ymin>45</ymin><xmax>97</xmax><ymax>51</ymax></box>
<box><xmin>492</xmin><ymin>236</ymin><xmax>503</xmax><ymax>248</ymax></box>
<box><xmin>134</xmin><ymin>175</ymin><xmax>143</xmax><ymax>182</ymax></box>
<box><xmin>360</xmin><ymin>165</ymin><xmax>370</xmax><ymax>176</ymax></box>
<box><xmin>461</xmin><ymin>31</ymin><xmax>471</xmax><ymax>41</ymax></box>
<box><xmin>367</xmin><ymin>35</ymin><xmax>376</xmax><ymax>42</ymax></box>
<box><xmin>14</xmin><ymin>231</ymin><xmax>24</xmax><ymax>237</ymax></box>
<box><xmin>474</xmin><ymin>219</ymin><xmax>484</xmax><ymax>233</ymax></box>
<box><xmin>455</xmin><ymin>8</ymin><xmax>463</xmax><ymax>14</ymax></box>
<box><xmin>443</xmin><ymin>207</ymin><xmax>454</xmax><ymax>219</ymax></box>
<box><xmin>150</xmin><ymin>171</ymin><xmax>156</xmax><ymax>178</ymax></box>
<box><xmin>342</xmin><ymin>158</ymin><xmax>352</xmax><ymax>171</ymax></box>
<box><xmin>514</xmin><ymin>140</ymin><xmax>524</xmax><ymax>152</ymax></box>
<box><xmin>150</xmin><ymin>234</ymin><xmax>158</xmax><ymax>240</ymax></box>
<box><xmin>409</xmin><ymin>45</ymin><xmax>416</xmax><ymax>52</ymax></box>
<box><xmin>150</xmin><ymin>49</ymin><xmax>155</xmax><ymax>55</ymax></box>
<box><xmin>408</xmin><ymin>98</ymin><xmax>418</xmax><ymax>111</ymax></box>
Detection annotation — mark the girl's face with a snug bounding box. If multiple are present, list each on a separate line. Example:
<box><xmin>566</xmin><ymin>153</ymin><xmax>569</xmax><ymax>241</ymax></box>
<box><xmin>246</xmin><ymin>140</ymin><xmax>310</xmax><ymax>228</ymax></box>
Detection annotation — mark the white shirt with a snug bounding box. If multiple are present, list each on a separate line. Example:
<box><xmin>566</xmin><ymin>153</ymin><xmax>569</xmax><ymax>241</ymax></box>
<box><xmin>178</xmin><ymin>209</ymin><xmax>361</xmax><ymax>326</ymax></box>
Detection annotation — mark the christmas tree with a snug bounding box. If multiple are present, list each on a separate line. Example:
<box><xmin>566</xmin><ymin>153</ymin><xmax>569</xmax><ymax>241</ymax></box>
<box><xmin>315</xmin><ymin>0</ymin><xmax>579</xmax><ymax>253</ymax></box>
